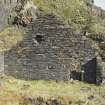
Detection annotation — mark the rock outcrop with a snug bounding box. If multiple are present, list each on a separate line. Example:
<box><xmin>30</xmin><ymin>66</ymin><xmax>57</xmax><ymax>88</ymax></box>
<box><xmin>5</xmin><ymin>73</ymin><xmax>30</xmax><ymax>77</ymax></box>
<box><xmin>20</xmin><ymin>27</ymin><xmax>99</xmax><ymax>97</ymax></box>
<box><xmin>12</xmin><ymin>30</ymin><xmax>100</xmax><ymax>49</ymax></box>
<box><xmin>0</xmin><ymin>0</ymin><xmax>17</xmax><ymax>31</ymax></box>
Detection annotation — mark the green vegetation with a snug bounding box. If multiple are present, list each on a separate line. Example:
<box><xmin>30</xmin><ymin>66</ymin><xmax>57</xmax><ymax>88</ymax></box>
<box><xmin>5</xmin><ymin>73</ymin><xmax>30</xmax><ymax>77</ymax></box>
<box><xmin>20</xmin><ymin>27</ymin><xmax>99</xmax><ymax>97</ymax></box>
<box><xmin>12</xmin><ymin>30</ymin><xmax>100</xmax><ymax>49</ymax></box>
<box><xmin>88</xmin><ymin>16</ymin><xmax>105</xmax><ymax>34</ymax></box>
<box><xmin>0</xmin><ymin>27</ymin><xmax>25</xmax><ymax>52</ymax></box>
<box><xmin>33</xmin><ymin>0</ymin><xmax>91</xmax><ymax>30</ymax></box>
<box><xmin>33</xmin><ymin>0</ymin><xmax>105</xmax><ymax>33</ymax></box>
<box><xmin>0</xmin><ymin>75</ymin><xmax>105</xmax><ymax>105</ymax></box>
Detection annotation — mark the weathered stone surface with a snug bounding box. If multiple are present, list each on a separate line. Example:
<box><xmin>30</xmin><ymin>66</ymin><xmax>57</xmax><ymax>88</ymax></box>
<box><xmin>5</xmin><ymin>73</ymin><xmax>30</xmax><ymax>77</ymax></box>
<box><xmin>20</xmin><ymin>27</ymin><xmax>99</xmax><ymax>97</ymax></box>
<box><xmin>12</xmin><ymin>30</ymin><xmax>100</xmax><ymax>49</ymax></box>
<box><xmin>4</xmin><ymin>13</ymin><xmax>99</xmax><ymax>83</ymax></box>
<box><xmin>0</xmin><ymin>53</ymin><xmax>4</xmax><ymax>74</ymax></box>
<box><xmin>0</xmin><ymin>0</ymin><xmax>17</xmax><ymax>31</ymax></box>
<box><xmin>91</xmin><ymin>5</ymin><xmax>105</xmax><ymax>18</ymax></box>
<box><xmin>0</xmin><ymin>0</ymin><xmax>103</xmax><ymax>84</ymax></box>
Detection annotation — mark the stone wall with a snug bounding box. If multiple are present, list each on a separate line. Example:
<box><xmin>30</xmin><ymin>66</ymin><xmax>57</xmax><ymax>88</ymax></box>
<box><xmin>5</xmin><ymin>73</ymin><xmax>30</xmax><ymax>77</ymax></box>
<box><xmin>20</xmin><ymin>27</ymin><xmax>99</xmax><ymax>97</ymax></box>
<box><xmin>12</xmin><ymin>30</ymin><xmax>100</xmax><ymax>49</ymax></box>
<box><xmin>0</xmin><ymin>53</ymin><xmax>4</xmax><ymax>74</ymax></box>
<box><xmin>4</xmin><ymin>14</ymin><xmax>98</xmax><ymax>83</ymax></box>
<box><xmin>91</xmin><ymin>5</ymin><xmax>105</xmax><ymax>17</ymax></box>
<box><xmin>0</xmin><ymin>0</ymin><xmax>103</xmax><ymax>83</ymax></box>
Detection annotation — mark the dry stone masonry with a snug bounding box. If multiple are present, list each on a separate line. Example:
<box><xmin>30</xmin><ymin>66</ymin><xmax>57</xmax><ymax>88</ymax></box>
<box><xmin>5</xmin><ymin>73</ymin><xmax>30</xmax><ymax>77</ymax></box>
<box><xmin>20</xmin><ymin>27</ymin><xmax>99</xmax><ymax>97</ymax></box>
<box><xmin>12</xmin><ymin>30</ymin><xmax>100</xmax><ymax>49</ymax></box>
<box><xmin>4</xmin><ymin>13</ymin><xmax>100</xmax><ymax>84</ymax></box>
<box><xmin>0</xmin><ymin>0</ymin><xmax>103</xmax><ymax>84</ymax></box>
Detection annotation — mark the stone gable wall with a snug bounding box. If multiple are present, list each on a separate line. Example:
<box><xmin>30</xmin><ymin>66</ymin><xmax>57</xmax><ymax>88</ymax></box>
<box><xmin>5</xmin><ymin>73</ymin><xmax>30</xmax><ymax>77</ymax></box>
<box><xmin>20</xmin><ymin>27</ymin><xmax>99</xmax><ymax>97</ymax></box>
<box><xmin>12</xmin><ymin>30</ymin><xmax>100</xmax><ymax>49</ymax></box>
<box><xmin>4</xmin><ymin>14</ymin><xmax>96</xmax><ymax>82</ymax></box>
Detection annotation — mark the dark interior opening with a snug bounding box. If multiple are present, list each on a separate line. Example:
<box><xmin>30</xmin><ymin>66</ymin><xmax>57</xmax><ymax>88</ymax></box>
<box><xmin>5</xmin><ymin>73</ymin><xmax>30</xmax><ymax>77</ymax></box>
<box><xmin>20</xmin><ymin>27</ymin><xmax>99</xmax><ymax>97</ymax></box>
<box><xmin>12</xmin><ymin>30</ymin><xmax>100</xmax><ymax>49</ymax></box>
<box><xmin>35</xmin><ymin>35</ymin><xmax>44</xmax><ymax>43</ymax></box>
<box><xmin>83</xmin><ymin>58</ymin><xmax>97</xmax><ymax>84</ymax></box>
<box><xmin>70</xmin><ymin>58</ymin><xmax>99</xmax><ymax>84</ymax></box>
<box><xmin>71</xmin><ymin>71</ymin><xmax>81</xmax><ymax>81</ymax></box>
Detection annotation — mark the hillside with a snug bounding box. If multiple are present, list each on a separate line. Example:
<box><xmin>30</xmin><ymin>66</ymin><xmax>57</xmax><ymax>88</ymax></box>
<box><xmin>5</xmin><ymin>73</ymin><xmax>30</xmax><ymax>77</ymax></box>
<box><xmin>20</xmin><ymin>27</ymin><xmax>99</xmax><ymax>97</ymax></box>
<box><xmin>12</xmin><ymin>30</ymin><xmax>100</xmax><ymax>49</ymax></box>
<box><xmin>0</xmin><ymin>0</ymin><xmax>105</xmax><ymax>51</ymax></box>
<box><xmin>0</xmin><ymin>0</ymin><xmax>105</xmax><ymax>52</ymax></box>
<box><xmin>0</xmin><ymin>75</ymin><xmax>105</xmax><ymax>105</ymax></box>
<box><xmin>32</xmin><ymin>0</ymin><xmax>105</xmax><ymax>34</ymax></box>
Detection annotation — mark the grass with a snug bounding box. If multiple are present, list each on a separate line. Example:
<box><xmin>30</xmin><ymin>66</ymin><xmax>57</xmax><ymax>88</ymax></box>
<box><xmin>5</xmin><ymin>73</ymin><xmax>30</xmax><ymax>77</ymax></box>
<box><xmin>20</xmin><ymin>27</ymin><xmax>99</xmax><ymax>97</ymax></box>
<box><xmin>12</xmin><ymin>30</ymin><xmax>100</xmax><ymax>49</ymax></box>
<box><xmin>0</xmin><ymin>26</ymin><xmax>25</xmax><ymax>52</ymax></box>
<box><xmin>32</xmin><ymin>0</ymin><xmax>105</xmax><ymax>33</ymax></box>
<box><xmin>0</xmin><ymin>75</ymin><xmax>105</xmax><ymax>105</ymax></box>
<box><xmin>32</xmin><ymin>0</ymin><xmax>91</xmax><ymax>30</ymax></box>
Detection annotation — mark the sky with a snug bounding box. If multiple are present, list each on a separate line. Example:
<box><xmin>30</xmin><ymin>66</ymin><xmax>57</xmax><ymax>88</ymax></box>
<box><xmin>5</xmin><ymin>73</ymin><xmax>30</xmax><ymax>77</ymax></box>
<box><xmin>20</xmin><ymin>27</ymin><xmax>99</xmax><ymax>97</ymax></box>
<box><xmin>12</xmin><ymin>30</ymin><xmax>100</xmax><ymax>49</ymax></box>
<box><xmin>94</xmin><ymin>0</ymin><xmax>105</xmax><ymax>10</ymax></box>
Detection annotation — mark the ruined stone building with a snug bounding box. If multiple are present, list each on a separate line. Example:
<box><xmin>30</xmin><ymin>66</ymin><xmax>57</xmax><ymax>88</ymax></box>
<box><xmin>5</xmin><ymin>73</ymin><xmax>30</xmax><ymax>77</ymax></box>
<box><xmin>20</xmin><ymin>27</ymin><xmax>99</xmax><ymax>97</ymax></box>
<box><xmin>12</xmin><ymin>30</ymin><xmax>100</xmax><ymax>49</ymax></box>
<box><xmin>0</xmin><ymin>0</ymin><xmax>103</xmax><ymax>84</ymax></box>
<box><xmin>4</xmin><ymin>13</ymin><xmax>100</xmax><ymax>84</ymax></box>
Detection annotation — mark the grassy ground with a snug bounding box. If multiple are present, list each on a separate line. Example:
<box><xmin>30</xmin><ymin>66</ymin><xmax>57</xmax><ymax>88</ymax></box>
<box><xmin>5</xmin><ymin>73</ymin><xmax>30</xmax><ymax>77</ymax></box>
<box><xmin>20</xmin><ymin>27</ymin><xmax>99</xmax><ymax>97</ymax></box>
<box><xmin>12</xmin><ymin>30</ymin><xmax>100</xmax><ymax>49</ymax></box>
<box><xmin>0</xmin><ymin>26</ymin><xmax>25</xmax><ymax>52</ymax></box>
<box><xmin>0</xmin><ymin>75</ymin><xmax>105</xmax><ymax>105</ymax></box>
